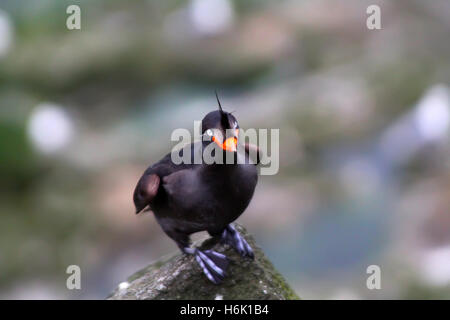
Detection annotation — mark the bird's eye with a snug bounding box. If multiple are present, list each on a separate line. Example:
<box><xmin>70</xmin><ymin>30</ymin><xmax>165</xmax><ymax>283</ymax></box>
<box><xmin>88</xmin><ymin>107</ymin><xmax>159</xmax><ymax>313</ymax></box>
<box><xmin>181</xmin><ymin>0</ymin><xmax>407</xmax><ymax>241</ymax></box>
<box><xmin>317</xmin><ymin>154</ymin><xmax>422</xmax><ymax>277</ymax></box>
<box><xmin>233</xmin><ymin>121</ymin><xmax>238</xmax><ymax>128</ymax></box>
<box><xmin>206</xmin><ymin>129</ymin><xmax>213</xmax><ymax>136</ymax></box>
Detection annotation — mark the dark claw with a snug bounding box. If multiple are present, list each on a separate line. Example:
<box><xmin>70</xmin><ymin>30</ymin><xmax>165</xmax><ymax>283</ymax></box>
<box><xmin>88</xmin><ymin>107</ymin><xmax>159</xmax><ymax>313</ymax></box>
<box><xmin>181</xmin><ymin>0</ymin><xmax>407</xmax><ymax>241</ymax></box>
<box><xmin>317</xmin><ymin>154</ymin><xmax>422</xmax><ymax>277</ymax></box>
<box><xmin>222</xmin><ymin>224</ymin><xmax>254</xmax><ymax>259</ymax></box>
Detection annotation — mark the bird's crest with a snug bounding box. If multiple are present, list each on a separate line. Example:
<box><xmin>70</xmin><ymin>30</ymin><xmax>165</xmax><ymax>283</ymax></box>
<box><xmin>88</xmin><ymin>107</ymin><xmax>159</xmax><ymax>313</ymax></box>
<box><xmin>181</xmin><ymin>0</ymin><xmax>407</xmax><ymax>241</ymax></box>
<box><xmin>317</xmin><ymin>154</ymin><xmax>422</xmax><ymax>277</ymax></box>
<box><xmin>215</xmin><ymin>90</ymin><xmax>224</xmax><ymax>114</ymax></box>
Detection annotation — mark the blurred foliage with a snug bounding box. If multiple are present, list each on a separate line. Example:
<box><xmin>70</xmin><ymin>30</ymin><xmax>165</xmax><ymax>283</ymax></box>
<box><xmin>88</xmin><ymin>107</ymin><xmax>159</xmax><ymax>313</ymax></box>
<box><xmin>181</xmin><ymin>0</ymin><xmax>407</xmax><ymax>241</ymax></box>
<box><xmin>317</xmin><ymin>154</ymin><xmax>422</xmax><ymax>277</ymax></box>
<box><xmin>0</xmin><ymin>0</ymin><xmax>449</xmax><ymax>299</ymax></box>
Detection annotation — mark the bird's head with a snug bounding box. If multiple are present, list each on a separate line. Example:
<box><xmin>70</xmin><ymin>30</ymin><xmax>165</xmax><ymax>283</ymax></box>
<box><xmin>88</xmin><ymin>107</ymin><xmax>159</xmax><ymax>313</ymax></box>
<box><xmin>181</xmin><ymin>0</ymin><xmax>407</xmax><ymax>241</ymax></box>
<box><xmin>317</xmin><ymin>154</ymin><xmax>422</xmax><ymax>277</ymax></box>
<box><xmin>202</xmin><ymin>92</ymin><xmax>239</xmax><ymax>152</ymax></box>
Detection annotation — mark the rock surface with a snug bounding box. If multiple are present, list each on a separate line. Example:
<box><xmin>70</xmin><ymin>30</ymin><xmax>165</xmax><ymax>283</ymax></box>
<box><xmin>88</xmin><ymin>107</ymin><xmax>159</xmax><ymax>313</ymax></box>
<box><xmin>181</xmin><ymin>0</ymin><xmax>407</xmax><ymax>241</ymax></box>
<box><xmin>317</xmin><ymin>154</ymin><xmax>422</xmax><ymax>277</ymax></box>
<box><xmin>108</xmin><ymin>224</ymin><xmax>299</xmax><ymax>300</ymax></box>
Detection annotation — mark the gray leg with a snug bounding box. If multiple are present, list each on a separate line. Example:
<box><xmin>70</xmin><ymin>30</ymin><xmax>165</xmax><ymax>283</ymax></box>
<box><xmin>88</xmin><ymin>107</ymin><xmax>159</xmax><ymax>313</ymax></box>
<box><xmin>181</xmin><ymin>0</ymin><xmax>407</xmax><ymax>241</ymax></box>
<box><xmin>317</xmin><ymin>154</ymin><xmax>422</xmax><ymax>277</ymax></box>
<box><xmin>165</xmin><ymin>228</ymin><xmax>229</xmax><ymax>284</ymax></box>
<box><xmin>221</xmin><ymin>224</ymin><xmax>254</xmax><ymax>259</ymax></box>
<box><xmin>182</xmin><ymin>247</ymin><xmax>229</xmax><ymax>284</ymax></box>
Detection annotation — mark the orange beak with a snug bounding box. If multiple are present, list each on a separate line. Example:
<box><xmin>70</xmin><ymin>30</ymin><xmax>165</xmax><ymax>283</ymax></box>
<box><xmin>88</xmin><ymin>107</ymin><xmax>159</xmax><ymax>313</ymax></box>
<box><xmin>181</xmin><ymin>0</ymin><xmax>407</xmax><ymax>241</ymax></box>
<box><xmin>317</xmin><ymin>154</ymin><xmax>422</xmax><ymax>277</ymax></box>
<box><xmin>212</xmin><ymin>129</ymin><xmax>239</xmax><ymax>152</ymax></box>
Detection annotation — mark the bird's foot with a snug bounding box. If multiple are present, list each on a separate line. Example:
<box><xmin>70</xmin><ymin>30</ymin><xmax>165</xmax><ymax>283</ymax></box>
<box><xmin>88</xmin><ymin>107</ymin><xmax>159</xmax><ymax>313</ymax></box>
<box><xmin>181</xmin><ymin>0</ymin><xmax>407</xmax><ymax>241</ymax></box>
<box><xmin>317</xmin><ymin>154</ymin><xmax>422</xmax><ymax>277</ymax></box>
<box><xmin>221</xmin><ymin>224</ymin><xmax>254</xmax><ymax>259</ymax></box>
<box><xmin>183</xmin><ymin>247</ymin><xmax>229</xmax><ymax>284</ymax></box>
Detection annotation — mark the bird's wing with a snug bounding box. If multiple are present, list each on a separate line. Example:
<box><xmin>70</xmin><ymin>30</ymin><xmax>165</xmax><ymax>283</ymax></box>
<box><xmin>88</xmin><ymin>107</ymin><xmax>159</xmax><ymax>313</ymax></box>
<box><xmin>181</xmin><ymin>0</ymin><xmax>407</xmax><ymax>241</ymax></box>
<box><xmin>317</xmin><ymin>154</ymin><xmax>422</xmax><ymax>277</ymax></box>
<box><xmin>133</xmin><ymin>173</ymin><xmax>160</xmax><ymax>214</ymax></box>
<box><xmin>133</xmin><ymin>142</ymin><xmax>201</xmax><ymax>214</ymax></box>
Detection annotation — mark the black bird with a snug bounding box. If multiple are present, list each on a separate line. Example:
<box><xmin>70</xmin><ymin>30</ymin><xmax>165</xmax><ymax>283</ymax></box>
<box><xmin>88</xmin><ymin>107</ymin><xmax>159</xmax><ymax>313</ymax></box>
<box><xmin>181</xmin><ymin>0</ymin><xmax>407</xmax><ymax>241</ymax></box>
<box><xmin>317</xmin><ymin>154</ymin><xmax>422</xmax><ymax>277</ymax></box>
<box><xmin>133</xmin><ymin>93</ymin><xmax>261</xmax><ymax>284</ymax></box>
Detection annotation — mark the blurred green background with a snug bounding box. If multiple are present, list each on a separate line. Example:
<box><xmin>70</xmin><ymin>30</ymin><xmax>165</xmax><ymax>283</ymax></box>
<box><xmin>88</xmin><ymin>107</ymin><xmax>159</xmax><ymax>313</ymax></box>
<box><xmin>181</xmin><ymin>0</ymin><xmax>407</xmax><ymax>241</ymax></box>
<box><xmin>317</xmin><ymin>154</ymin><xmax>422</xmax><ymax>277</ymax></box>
<box><xmin>0</xmin><ymin>0</ymin><xmax>450</xmax><ymax>299</ymax></box>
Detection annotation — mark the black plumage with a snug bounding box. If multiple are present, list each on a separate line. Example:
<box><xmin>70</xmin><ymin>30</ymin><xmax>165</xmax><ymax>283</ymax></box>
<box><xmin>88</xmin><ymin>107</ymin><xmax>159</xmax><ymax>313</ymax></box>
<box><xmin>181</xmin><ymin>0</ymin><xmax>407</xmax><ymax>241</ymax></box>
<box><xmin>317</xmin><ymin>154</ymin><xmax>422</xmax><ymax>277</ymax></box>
<box><xmin>133</xmin><ymin>95</ymin><xmax>260</xmax><ymax>283</ymax></box>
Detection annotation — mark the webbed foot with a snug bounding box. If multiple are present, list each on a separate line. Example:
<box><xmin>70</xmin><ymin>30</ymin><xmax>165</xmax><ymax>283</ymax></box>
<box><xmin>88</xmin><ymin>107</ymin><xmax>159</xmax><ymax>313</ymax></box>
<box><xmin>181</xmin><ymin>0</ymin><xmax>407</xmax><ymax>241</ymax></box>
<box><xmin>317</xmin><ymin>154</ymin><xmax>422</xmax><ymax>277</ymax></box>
<box><xmin>183</xmin><ymin>247</ymin><xmax>229</xmax><ymax>284</ymax></box>
<box><xmin>221</xmin><ymin>224</ymin><xmax>254</xmax><ymax>259</ymax></box>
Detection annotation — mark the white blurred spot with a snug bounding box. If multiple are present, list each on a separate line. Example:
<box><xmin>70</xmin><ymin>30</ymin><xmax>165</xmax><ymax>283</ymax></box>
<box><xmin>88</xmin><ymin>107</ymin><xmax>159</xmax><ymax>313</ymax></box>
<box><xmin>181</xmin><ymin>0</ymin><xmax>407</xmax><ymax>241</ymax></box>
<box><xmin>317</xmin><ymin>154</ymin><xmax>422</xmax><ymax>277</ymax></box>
<box><xmin>214</xmin><ymin>294</ymin><xmax>223</xmax><ymax>300</ymax></box>
<box><xmin>379</xmin><ymin>114</ymin><xmax>419</xmax><ymax>165</ymax></box>
<box><xmin>330</xmin><ymin>288</ymin><xmax>360</xmax><ymax>300</ymax></box>
<box><xmin>379</xmin><ymin>84</ymin><xmax>450</xmax><ymax>164</ymax></box>
<box><xmin>414</xmin><ymin>84</ymin><xmax>450</xmax><ymax>142</ymax></box>
<box><xmin>156</xmin><ymin>283</ymin><xmax>166</xmax><ymax>291</ymax></box>
<box><xmin>118</xmin><ymin>282</ymin><xmax>129</xmax><ymax>290</ymax></box>
<box><xmin>189</xmin><ymin>0</ymin><xmax>234</xmax><ymax>36</ymax></box>
<box><xmin>28</xmin><ymin>103</ymin><xmax>74</xmax><ymax>154</ymax></box>
<box><xmin>0</xmin><ymin>9</ymin><xmax>13</xmax><ymax>58</ymax></box>
<box><xmin>420</xmin><ymin>246</ymin><xmax>450</xmax><ymax>286</ymax></box>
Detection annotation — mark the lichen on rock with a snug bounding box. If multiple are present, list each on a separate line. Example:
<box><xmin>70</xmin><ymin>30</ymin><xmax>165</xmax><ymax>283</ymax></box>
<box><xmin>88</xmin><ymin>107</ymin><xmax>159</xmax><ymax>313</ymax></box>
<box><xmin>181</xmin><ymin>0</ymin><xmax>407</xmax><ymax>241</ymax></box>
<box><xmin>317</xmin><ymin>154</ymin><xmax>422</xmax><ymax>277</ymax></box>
<box><xmin>108</xmin><ymin>224</ymin><xmax>299</xmax><ymax>300</ymax></box>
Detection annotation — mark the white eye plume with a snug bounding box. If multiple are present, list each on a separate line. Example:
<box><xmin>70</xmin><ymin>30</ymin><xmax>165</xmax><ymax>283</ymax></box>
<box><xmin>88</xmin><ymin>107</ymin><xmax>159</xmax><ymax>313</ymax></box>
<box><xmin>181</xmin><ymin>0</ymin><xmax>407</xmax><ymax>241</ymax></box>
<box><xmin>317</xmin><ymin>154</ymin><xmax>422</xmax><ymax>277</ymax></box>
<box><xmin>206</xmin><ymin>129</ymin><xmax>213</xmax><ymax>136</ymax></box>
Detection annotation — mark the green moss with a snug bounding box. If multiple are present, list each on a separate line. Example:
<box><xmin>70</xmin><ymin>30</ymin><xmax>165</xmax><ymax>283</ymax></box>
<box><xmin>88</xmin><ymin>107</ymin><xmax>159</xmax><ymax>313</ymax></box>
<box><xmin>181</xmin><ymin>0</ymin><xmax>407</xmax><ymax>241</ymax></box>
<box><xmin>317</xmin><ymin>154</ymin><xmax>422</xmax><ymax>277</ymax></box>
<box><xmin>109</xmin><ymin>224</ymin><xmax>300</xmax><ymax>300</ymax></box>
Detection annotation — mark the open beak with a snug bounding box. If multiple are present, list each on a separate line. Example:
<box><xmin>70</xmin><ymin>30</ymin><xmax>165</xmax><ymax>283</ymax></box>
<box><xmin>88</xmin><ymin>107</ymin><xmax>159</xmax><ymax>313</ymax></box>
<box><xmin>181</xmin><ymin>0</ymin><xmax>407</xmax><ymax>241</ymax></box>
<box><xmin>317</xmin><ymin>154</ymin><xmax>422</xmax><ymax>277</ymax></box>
<box><xmin>213</xmin><ymin>129</ymin><xmax>239</xmax><ymax>152</ymax></box>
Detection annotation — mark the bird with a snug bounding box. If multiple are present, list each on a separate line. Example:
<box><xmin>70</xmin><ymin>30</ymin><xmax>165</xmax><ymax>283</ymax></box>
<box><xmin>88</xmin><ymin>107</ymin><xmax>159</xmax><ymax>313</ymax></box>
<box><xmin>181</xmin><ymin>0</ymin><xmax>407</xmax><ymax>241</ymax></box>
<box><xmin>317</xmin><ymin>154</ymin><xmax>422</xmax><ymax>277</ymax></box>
<box><xmin>133</xmin><ymin>92</ymin><xmax>261</xmax><ymax>284</ymax></box>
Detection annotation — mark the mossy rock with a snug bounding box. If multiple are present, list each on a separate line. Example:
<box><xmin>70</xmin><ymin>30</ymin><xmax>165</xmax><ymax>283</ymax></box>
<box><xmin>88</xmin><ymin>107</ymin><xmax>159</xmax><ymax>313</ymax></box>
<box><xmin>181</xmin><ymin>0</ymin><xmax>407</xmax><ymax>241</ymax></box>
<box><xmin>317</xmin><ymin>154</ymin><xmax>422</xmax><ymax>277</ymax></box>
<box><xmin>108</xmin><ymin>224</ymin><xmax>299</xmax><ymax>300</ymax></box>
